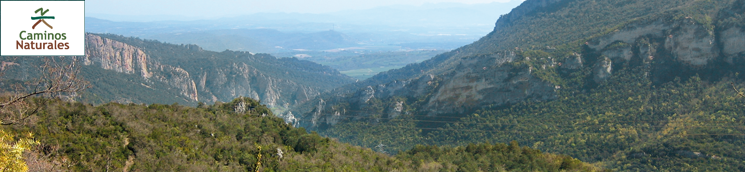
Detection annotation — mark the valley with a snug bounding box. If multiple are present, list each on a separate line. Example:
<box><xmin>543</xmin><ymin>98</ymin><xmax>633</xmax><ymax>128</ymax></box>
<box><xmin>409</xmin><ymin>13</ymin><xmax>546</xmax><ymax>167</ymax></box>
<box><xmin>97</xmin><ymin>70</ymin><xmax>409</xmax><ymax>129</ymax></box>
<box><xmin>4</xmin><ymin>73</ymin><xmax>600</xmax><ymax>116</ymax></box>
<box><xmin>85</xmin><ymin>18</ymin><xmax>466</xmax><ymax>79</ymax></box>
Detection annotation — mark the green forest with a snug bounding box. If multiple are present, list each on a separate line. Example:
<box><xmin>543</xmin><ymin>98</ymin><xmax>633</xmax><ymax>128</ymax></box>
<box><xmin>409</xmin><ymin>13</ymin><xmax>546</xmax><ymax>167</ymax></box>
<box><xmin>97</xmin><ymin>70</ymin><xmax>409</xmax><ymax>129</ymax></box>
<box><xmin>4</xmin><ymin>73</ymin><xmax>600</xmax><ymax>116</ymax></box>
<box><xmin>323</xmin><ymin>67</ymin><xmax>745</xmax><ymax>171</ymax></box>
<box><xmin>0</xmin><ymin>97</ymin><xmax>600</xmax><ymax>171</ymax></box>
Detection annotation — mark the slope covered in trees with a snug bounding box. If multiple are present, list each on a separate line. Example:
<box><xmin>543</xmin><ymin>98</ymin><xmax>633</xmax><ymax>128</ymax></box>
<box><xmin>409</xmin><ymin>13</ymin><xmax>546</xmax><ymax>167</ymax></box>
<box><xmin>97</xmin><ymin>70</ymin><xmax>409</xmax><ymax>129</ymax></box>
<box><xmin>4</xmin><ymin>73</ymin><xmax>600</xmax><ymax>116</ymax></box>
<box><xmin>288</xmin><ymin>0</ymin><xmax>745</xmax><ymax>171</ymax></box>
<box><xmin>1</xmin><ymin>97</ymin><xmax>600</xmax><ymax>171</ymax></box>
<box><xmin>323</xmin><ymin>68</ymin><xmax>745</xmax><ymax>171</ymax></box>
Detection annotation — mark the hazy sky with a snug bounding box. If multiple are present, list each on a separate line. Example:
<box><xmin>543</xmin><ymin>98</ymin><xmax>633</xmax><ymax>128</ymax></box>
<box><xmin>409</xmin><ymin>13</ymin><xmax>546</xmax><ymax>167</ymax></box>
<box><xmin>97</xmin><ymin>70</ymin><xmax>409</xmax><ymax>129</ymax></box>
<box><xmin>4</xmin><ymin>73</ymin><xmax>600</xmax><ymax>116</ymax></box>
<box><xmin>86</xmin><ymin>0</ymin><xmax>521</xmax><ymax>20</ymax></box>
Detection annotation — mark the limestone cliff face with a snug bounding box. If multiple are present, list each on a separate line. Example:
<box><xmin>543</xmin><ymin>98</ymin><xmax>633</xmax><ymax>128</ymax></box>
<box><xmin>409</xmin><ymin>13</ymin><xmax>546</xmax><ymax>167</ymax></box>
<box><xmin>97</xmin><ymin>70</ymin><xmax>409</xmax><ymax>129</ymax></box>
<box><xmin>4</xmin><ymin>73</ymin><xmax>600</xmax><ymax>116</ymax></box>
<box><xmin>197</xmin><ymin>62</ymin><xmax>322</xmax><ymax>107</ymax></box>
<box><xmin>85</xmin><ymin>34</ymin><xmax>198</xmax><ymax>101</ymax></box>
<box><xmin>586</xmin><ymin>19</ymin><xmax>722</xmax><ymax>66</ymax></box>
<box><xmin>152</xmin><ymin>65</ymin><xmax>200</xmax><ymax>102</ymax></box>
<box><xmin>85</xmin><ymin>34</ymin><xmax>152</xmax><ymax>79</ymax></box>
<box><xmin>586</xmin><ymin>19</ymin><xmax>745</xmax><ymax>83</ymax></box>
<box><xmin>83</xmin><ymin>34</ymin><xmax>347</xmax><ymax>107</ymax></box>
<box><xmin>721</xmin><ymin>27</ymin><xmax>745</xmax><ymax>64</ymax></box>
<box><xmin>664</xmin><ymin>22</ymin><xmax>719</xmax><ymax>66</ymax></box>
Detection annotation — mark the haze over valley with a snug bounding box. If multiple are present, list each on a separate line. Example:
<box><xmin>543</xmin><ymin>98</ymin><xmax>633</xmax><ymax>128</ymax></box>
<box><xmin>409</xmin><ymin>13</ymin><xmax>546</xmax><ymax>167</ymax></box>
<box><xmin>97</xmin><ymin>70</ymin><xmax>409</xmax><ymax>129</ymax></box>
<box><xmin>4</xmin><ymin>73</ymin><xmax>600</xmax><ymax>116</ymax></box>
<box><xmin>84</xmin><ymin>1</ymin><xmax>522</xmax><ymax>79</ymax></box>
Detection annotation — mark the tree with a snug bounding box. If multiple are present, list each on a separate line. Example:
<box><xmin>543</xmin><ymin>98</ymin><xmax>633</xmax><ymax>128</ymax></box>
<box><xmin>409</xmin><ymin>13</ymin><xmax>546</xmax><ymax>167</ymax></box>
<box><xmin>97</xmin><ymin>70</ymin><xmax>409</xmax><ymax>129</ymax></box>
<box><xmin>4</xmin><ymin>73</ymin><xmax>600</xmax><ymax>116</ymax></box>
<box><xmin>0</xmin><ymin>57</ymin><xmax>89</xmax><ymax>125</ymax></box>
<box><xmin>0</xmin><ymin>129</ymin><xmax>37</xmax><ymax>171</ymax></box>
<box><xmin>0</xmin><ymin>57</ymin><xmax>88</xmax><ymax>171</ymax></box>
<box><xmin>731</xmin><ymin>82</ymin><xmax>745</xmax><ymax>98</ymax></box>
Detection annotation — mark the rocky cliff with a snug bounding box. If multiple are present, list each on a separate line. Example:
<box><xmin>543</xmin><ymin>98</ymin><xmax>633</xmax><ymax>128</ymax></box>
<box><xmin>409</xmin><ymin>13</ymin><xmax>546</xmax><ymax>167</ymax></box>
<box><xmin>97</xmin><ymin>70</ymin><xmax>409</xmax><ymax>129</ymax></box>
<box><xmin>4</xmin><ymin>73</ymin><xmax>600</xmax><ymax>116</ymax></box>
<box><xmin>85</xmin><ymin>34</ymin><xmax>200</xmax><ymax>102</ymax></box>
<box><xmin>85</xmin><ymin>34</ymin><xmax>152</xmax><ymax>78</ymax></box>
<box><xmin>85</xmin><ymin>33</ymin><xmax>353</xmax><ymax>107</ymax></box>
<box><xmin>2</xmin><ymin>34</ymin><xmax>353</xmax><ymax>108</ymax></box>
<box><xmin>585</xmin><ymin>16</ymin><xmax>745</xmax><ymax>85</ymax></box>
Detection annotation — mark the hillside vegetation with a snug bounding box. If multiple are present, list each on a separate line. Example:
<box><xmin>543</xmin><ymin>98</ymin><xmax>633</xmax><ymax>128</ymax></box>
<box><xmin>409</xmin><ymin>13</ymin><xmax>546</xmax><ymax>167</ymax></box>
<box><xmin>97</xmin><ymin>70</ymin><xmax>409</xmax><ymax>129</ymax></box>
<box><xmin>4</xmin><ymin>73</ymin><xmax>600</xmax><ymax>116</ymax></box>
<box><xmin>324</xmin><ymin>68</ymin><xmax>745</xmax><ymax>171</ymax></box>
<box><xmin>1</xmin><ymin>97</ymin><xmax>600</xmax><ymax>171</ymax></box>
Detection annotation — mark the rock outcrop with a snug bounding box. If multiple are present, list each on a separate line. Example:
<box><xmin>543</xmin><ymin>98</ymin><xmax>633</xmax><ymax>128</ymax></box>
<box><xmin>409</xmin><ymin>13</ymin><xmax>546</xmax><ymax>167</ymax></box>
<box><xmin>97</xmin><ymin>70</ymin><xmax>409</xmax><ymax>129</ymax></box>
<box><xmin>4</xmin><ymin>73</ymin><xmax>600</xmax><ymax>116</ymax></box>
<box><xmin>585</xmin><ymin>18</ymin><xmax>745</xmax><ymax>83</ymax></box>
<box><xmin>153</xmin><ymin>65</ymin><xmax>200</xmax><ymax>101</ymax></box>
<box><xmin>79</xmin><ymin>33</ymin><xmax>352</xmax><ymax>108</ymax></box>
<box><xmin>422</xmin><ymin>53</ymin><xmax>555</xmax><ymax>117</ymax></box>
<box><xmin>664</xmin><ymin>21</ymin><xmax>719</xmax><ymax>66</ymax></box>
<box><xmin>294</xmin><ymin>50</ymin><xmax>557</xmax><ymax>129</ymax></box>
<box><xmin>721</xmin><ymin>27</ymin><xmax>745</xmax><ymax>64</ymax></box>
<box><xmin>85</xmin><ymin>34</ymin><xmax>152</xmax><ymax>78</ymax></box>
<box><xmin>86</xmin><ymin>34</ymin><xmax>198</xmax><ymax>101</ymax></box>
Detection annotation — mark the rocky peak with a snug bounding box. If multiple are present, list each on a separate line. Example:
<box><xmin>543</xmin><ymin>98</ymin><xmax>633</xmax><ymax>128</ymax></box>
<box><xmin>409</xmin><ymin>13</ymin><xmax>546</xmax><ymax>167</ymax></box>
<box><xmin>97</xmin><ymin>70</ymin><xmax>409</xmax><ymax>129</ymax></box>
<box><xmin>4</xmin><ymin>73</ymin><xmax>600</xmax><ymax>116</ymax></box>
<box><xmin>494</xmin><ymin>0</ymin><xmax>564</xmax><ymax>31</ymax></box>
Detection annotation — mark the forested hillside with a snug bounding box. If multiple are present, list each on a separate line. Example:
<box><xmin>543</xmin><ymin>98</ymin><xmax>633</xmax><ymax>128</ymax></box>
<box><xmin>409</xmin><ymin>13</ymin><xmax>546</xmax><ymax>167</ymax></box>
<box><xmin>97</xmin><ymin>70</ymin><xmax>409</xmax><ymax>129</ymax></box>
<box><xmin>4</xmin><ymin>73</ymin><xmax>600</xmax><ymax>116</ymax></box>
<box><xmin>288</xmin><ymin>0</ymin><xmax>745</xmax><ymax>170</ymax></box>
<box><xmin>0</xmin><ymin>97</ymin><xmax>600</xmax><ymax>171</ymax></box>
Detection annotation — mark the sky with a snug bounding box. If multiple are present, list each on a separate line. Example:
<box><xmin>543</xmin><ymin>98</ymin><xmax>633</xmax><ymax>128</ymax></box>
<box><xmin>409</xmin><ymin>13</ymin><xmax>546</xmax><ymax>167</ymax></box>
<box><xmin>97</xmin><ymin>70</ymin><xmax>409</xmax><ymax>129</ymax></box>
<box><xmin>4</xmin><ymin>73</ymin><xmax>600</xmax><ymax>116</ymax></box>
<box><xmin>86</xmin><ymin>0</ymin><xmax>522</xmax><ymax>21</ymax></box>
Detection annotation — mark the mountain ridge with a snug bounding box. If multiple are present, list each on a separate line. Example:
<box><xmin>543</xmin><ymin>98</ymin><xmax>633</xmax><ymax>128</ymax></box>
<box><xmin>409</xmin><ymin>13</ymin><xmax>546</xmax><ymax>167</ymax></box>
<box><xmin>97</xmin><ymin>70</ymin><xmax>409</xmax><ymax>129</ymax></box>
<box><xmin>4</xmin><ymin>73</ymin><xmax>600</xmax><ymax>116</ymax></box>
<box><xmin>291</xmin><ymin>0</ymin><xmax>745</xmax><ymax>129</ymax></box>
<box><xmin>287</xmin><ymin>0</ymin><xmax>745</xmax><ymax>170</ymax></box>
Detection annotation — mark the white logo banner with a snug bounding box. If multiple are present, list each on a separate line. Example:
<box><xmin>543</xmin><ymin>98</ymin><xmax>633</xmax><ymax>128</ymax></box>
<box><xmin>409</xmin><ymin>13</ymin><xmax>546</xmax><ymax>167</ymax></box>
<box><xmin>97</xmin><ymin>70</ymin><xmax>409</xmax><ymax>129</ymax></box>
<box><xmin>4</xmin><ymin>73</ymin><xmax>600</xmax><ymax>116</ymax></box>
<box><xmin>1</xmin><ymin>0</ymin><xmax>85</xmax><ymax>56</ymax></box>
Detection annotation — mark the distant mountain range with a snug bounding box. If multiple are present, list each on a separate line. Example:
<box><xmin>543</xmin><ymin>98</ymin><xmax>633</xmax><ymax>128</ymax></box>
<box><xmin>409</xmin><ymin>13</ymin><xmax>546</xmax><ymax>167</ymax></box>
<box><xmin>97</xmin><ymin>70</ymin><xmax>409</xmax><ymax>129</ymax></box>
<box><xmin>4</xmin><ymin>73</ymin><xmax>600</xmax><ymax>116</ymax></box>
<box><xmin>83</xmin><ymin>2</ymin><xmax>526</xmax><ymax>81</ymax></box>
<box><xmin>145</xmin><ymin>29</ymin><xmax>359</xmax><ymax>53</ymax></box>
<box><xmin>84</xmin><ymin>17</ymin><xmax>466</xmax><ymax>81</ymax></box>
<box><xmin>87</xmin><ymin>1</ymin><xmax>522</xmax><ymax>34</ymax></box>
<box><xmin>84</xmin><ymin>16</ymin><xmax>479</xmax><ymax>52</ymax></box>
<box><xmin>85</xmin><ymin>1</ymin><xmax>524</xmax><ymax>53</ymax></box>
